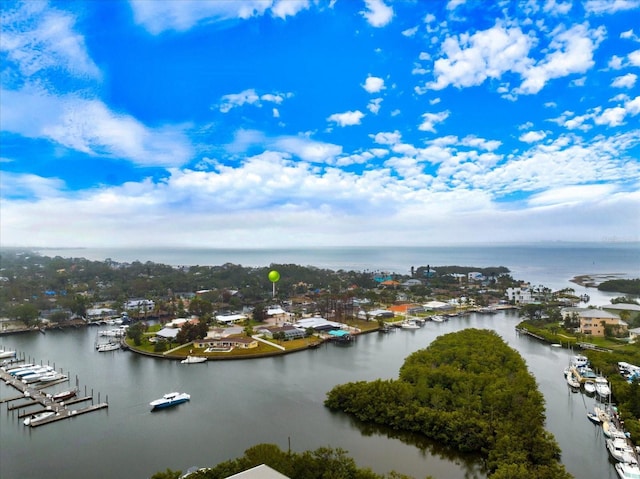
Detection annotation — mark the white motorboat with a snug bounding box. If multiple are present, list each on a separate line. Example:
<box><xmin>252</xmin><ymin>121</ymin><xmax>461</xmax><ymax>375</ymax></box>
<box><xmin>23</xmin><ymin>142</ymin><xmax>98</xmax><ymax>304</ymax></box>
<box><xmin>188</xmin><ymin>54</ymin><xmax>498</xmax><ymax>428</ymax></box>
<box><xmin>607</xmin><ymin>438</ymin><xmax>639</xmax><ymax>465</ymax></box>
<box><xmin>583</xmin><ymin>380</ymin><xmax>596</xmax><ymax>394</ymax></box>
<box><xmin>570</xmin><ymin>354</ymin><xmax>589</xmax><ymax>368</ymax></box>
<box><xmin>150</xmin><ymin>392</ymin><xmax>190</xmax><ymax>410</ymax></box>
<box><xmin>23</xmin><ymin>410</ymin><xmax>56</xmax><ymax>426</ymax></box>
<box><xmin>401</xmin><ymin>320</ymin><xmax>420</xmax><ymax>329</ymax></box>
<box><xmin>595</xmin><ymin>376</ymin><xmax>611</xmax><ymax>398</ymax></box>
<box><xmin>615</xmin><ymin>462</ymin><xmax>640</xmax><ymax>479</ymax></box>
<box><xmin>97</xmin><ymin>342</ymin><xmax>120</xmax><ymax>352</ymax></box>
<box><xmin>0</xmin><ymin>350</ymin><xmax>16</xmax><ymax>359</ymax></box>
<box><xmin>37</xmin><ymin>372</ymin><xmax>67</xmax><ymax>383</ymax></box>
<box><xmin>431</xmin><ymin>315</ymin><xmax>446</xmax><ymax>323</ymax></box>
<box><xmin>181</xmin><ymin>355</ymin><xmax>207</xmax><ymax>364</ymax></box>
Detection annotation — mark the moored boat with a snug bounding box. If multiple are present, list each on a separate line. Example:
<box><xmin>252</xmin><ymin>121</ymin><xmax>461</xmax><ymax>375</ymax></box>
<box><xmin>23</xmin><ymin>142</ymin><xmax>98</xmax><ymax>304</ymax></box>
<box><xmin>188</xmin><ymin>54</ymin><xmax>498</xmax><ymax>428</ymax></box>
<box><xmin>401</xmin><ymin>320</ymin><xmax>420</xmax><ymax>329</ymax></box>
<box><xmin>51</xmin><ymin>389</ymin><xmax>77</xmax><ymax>402</ymax></box>
<box><xmin>615</xmin><ymin>462</ymin><xmax>640</xmax><ymax>479</ymax></box>
<box><xmin>595</xmin><ymin>376</ymin><xmax>611</xmax><ymax>399</ymax></box>
<box><xmin>607</xmin><ymin>438</ymin><xmax>639</xmax><ymax>465</ymax></box>
<box><xmin>566</xmin><ymin>370</ymin><xmax>580</xmax><ymax>389</ymax></box>
<box><xmin>0</xmin><ymin>350</ymin><xmax>17</xmax><ymax>359</ymax></box>
<box><xmin>181</xmin><ymin>355</ymin><xmax>207</xmax><ymax>364</ymax></box>
<box><xmin>150</xmin><ymin>392</ymin><xmax>190</xmax><ymax>410</ymax></box>
<box><xmin>23</xmin><ymin>410</ymin><xmax>56</xmax><ymax>426</ymax></box>
<box><xmin>583</xmin><ymin>379</ymin><xmax>596</xmax><ymax>394</ymax></box>
<box><xmin>97</xmin><ymin>342</ymin><xmax>120</xmax><ymax>352</ymax></box>
<box><xmin>587</xmin><ymin>411</ymin><xmax>601</xmax><ymax>425</ymax></box>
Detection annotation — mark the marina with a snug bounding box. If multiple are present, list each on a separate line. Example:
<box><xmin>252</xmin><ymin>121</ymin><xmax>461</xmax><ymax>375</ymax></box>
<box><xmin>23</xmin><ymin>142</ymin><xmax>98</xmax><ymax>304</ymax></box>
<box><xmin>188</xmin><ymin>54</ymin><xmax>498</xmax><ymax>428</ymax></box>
<box><xmin>0</xmin><ymin>357</ymin><xmax>108</xmax><ymax>428</ymax></box>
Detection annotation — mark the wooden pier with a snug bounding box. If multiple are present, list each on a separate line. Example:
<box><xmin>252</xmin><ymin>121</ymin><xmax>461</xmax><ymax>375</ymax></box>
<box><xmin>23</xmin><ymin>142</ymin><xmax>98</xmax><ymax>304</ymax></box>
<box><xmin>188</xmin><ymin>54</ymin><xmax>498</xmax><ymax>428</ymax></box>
<box><xmin>1</xmin><ymin>359</ymin><xmax>108</xmax><ymax>428</ymax></box>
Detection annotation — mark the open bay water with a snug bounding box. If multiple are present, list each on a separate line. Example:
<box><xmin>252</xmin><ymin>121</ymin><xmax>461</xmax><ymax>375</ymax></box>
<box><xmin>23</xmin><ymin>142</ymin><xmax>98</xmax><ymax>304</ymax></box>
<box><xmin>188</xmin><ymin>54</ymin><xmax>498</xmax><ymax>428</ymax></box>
<box><xmin>1</xmin><ymin>243</ymin><xmax>638</xmax><ymax>479</ymax></box>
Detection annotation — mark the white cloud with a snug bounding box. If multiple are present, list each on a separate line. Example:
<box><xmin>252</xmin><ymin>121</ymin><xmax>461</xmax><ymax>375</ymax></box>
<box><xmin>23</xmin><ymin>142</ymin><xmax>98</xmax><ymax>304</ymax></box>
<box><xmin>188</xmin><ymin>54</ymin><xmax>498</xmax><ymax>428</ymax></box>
<box><xmin>620</xmin><ymin>29</ymin><xmax>639</xmax><ymax>41</ymax></box>
<box><xmin>594</xmin><ymin>107</ymin><xmax>627</xmax><ymax>126</ymax></box>
<box><xmin>543</xmin><ymin>0</ymin><xmax>573</xmax><ymax>15</ymax></box>
<box><xmin>402</xmin><ymin>26</ymin><xmax>418</xmax><ymax>37</ymax></box>
<box><xmin>271</xmin><ymin>0</ymin><xmax>310</xmax><ymax>19</ymax></box>
<box><xmin>528</xmin><ymin>184</ymin><xmax>616</xmax><ymax>206</ymax></box>
<box><xmin>629</xmin><ymin>49</ymin><xmax>640</xmax><ymax>66</ymax></box>
<box><xmin>611</xmin><ymin>73</ymin><xmax>637</xmax><ymax>88</ymax></box>
<box><xmin>519</xmin><ymin>130</ymin><xmax>547</xmax><ymax>143</ymax></box>
<box><xmin>327</xmin><ymin>110</ymin><xmax>365</xmax><ymax>127</ymax></box>
<box><xmin>218</xmin><ymin>89</ymin><xmax>290</xmax><ymax>112</ymax></box>
<box><xmin>517</xmin><ymin>24</ymin><xmax>605</xmax><ymax>94</ymax></box>
<box><xmin>446</xmin><ymin>0</ymin><xmax>467</xmax><ymax>10</ymax></box>
<box><xmin>608</xmin><ymin>55</ymin><xmax>624</xmax><ymax>69</ymax></box>
<box><xmin>0</xmin><ymin>171</ymin><xmax>66</xmax><ymax>199</ymax></box>
<box><xmin>360</xmin><ymin>0</ymin><xmax>393</xmax><ymax>27</ymax></box>
<box><xmin>271</xmin><ymin>136</ymin><xmax>342</xmax><ymax>163</ymax></box>
<box><xmin>627</xmin><ymin>96</ymin><xmax>640</xmax><ymax>115</ymax></box>
<box><xmin>219</xmin><ymin>89</ymin><xmax>260</xmax><ymax>112</ymax></box>
<box><xmin>335</xmin><ymin>151</ymin><xmax>375</xmax><ymax>166</ymax></box>
<box><xmin>418</xmin><ymin>111</ymin><xmax>450</xmax><ymax>132</ymax></box>
<box><xmin>1</xmin><ymin>86</ymin><xmax>193</xmax><ymax>167</ymax></box>
<box><xmin>428</xmin><ymin>23</ymin><xmax>533</xmax><ymax>90</ymax></box>
<box><xmin>1</xmin><ymin>2</ymin><xmax>100</xmax><ymax>79</ymax></box>
<box><xmin>272</xmin><ymin>108</ymin><xmax>280</xmax><ymax>118</ymax></box>
<box><xmin>129</xmin><ymin>0</ymin><xmax>311</xmax><ymax>34</ymax></box>
<box><xmin>371</xmin><ymin>131</ymin><xmax>401</xmax><ymax>145</ymax></box>
<box><xmin>584</xmin><ymin>0</ymin><xmax>640</xmax><ymax>15</ymax></box>
<box><xmin>367</xmin><ymin>98</ymin><xmax>383</xmax><ymax>114</ymax></box>
<box><xmin>363</xmin><ymin>76</ymin><xmax>385</xmax><ymax>93</ymax></box>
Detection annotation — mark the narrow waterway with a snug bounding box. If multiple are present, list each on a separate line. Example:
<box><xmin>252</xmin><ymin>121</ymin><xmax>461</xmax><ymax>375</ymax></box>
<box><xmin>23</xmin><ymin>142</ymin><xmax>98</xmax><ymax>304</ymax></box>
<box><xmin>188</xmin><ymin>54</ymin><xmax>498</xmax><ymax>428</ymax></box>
<box><xmin>0</xmin><ymin>312</ymin><xmax>620</xmax><ymax>479</ymax></box>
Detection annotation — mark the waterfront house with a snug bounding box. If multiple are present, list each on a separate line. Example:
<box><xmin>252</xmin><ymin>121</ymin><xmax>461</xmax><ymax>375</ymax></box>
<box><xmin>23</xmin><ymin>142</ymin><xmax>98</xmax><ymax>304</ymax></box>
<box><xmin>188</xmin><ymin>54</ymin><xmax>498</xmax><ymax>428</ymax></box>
<box><xmin>575</xmin><ymin>309</ymin><xmax>627</xmax><ymax>337</ymax></box>
<box><xmin>86</xmin><ymin>307</ymin><xmax>118</xmax><ymax>322</ymax></box>
<box><xmin>505</xmin><ymin>287</ymin><xmax>534</xmax><ymax>304</ymax></box>
<box><xmin>193</xmin><ymin>336</ymin><xmax>258</xmax><ymax>350</ymax></box>
<box><xmin>256</xmin><ymin>325</ymin><xmax>306</xmax><ymax>341</ymax></box>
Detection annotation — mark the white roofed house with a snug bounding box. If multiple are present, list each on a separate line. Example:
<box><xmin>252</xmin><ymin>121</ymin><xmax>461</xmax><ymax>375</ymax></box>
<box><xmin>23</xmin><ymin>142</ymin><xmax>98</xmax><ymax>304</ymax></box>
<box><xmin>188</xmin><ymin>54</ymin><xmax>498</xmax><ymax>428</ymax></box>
<box><xmin>124</xmin><ymin>298</ymin><xmax>155</xmax><ymax>318</ymax></box>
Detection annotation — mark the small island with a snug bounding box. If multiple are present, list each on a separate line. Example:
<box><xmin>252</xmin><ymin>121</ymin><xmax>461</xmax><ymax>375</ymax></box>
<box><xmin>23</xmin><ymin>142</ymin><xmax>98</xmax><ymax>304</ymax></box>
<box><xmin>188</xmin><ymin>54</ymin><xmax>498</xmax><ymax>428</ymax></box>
<box><xmin>324</xmin><ymin>329</ymin><xmax>572</xmax><ymax>479</ymax></box>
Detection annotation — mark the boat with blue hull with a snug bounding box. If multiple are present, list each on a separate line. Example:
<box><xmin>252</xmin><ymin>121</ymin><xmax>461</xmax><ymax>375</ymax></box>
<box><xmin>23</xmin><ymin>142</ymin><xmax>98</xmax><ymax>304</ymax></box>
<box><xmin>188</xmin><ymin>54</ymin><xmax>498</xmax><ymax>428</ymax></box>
<box><xmin>150</xmin><ymin>392</ymin><xmax>190</xmax><ymax>411</ymax></box>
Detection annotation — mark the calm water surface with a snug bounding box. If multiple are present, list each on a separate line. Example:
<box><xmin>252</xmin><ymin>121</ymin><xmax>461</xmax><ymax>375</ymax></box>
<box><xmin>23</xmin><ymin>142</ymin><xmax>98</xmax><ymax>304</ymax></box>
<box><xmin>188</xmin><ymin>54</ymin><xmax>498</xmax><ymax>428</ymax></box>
<box><xmin>0</xmin><ymin>312</ymin><xmax>623</xmax><ymax>479</ymax></box>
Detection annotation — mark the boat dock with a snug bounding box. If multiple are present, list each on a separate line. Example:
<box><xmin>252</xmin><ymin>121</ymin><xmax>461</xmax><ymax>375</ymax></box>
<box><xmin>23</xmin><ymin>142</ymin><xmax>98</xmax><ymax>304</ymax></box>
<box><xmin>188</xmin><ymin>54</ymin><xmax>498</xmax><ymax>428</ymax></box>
<box><xmin>1</xmin><ymin>357</ymin><xmax>108</xmax><ymax>428</ymax></box>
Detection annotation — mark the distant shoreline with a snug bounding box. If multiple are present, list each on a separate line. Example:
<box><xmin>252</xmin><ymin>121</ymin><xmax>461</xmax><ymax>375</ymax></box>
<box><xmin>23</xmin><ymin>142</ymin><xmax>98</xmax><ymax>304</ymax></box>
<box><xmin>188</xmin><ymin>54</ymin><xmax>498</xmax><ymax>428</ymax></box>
<box><xmin>569</xmin><ymin>273</ymin><xmax>629</xmax><ymax>288</ymax></box>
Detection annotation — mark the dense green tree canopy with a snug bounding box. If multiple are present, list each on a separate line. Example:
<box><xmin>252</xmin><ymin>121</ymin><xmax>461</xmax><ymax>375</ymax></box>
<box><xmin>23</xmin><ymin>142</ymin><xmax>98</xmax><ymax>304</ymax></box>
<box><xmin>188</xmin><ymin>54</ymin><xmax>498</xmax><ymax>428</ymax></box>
<box><xmin>325</xmin><ymin>329</ymin><xmax>572</xmax><ymax>479</ymax></box>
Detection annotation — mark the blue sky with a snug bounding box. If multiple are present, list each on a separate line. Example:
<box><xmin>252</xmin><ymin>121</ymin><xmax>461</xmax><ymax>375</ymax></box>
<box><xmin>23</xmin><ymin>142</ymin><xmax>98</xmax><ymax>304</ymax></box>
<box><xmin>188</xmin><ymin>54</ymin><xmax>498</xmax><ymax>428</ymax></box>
<box><xmin>1</xmin><ymin>0</ymin><xmax>639</xmax><ymax>248</ymax></box>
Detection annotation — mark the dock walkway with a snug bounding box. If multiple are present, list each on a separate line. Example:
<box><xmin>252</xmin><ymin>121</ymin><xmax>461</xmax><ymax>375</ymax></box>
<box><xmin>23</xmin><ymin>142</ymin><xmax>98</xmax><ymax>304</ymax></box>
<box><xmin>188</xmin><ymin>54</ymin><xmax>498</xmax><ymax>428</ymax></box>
<box><xmin>1</xmin><ymin>361</ymin><xmax>108</xmax><ymax>428</ymax></box>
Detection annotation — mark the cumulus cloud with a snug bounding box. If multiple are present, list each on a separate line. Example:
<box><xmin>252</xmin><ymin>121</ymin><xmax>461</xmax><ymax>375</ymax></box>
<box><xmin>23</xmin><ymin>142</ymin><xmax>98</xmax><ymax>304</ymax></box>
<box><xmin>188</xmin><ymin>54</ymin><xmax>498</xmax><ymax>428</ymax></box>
<box><xmin>519</xmin><ymin>130</ymin><xmax>548</xmax><ymax>143</ymax></box>
<box><xmin>271</xmin><ymin>136</ymin><xmax>343</xmax><ymax>163</ymax></box>
<box><xmin>327</xmin><ymin>110</ymin><xmax>365</xmax><ymax>127</ymax></box>
<box><xmin>428</xmin><ymin>23</ymin><xmax>533</xmax><ymax>90</ymax></box>
<box><xmin>629</xmin><ymin>49</ymin><xmax>640</xmax><ymax>66</ymax></box>
<box><xmin>371</xmin><ymin>131</ymin><xmax>401</xmax><ymax>145</ymax></box>
<box><xmin>517</xmin><ymin>24</ymin><xmax>605</xmax><ymax>94</ymax></box>
<box><xmin>363</xmin><ymin>76</ymin><xmax>385</xmax><ymax>93</ymax></box>
<box><xmin>418</xmin><ymin>111</ymin><xmax>450</xmax><ymax>132</ymax></box>
<box><xmin>360</xmin><ymin>0</ymin><xmax>393</xmax><ymax>27</ymax></box>
<box><xmin>367</xmin><ymin>98</ymin><xmax>383</xmax><ymax>114</ymax></box>
<box><xmin>611</xmin><ymin>73</ymin><xmax>638</xmax><ymax>88</ymax></box>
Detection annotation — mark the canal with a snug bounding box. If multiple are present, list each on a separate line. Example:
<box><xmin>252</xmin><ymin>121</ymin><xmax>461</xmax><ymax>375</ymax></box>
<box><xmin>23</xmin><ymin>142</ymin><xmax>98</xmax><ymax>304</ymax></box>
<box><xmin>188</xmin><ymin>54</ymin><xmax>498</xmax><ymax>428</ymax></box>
<box><xmin>0</xmin><ymin>311</ymin><xmax>621</xmax><ymax>479</ymax></box>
